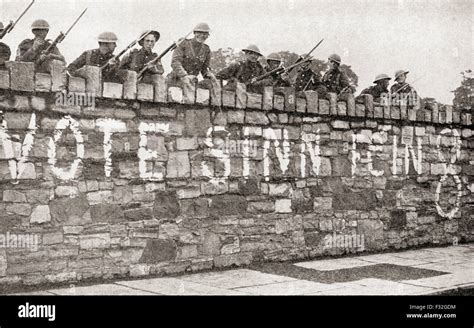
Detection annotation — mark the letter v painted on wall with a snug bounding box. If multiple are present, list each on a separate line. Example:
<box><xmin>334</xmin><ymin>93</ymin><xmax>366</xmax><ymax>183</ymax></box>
<box><xmin>0</xmin><ymin>112</ymin><xmax>37</xmax><ymax>180</ymax></box>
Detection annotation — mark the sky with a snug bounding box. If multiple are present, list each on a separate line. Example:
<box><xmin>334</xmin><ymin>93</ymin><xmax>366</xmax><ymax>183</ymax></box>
<box><xmin>0</xmin><ymin>0</ymin><xmax>472</xmax><ymax>103</ymax></box>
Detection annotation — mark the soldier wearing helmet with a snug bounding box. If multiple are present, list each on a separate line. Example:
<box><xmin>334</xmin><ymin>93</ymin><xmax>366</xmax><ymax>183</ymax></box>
<box><xmin>0</xmin><ymin>23</ymin><xmax>11</xmax><ymax>70</ymax></box>
<box><xmin>15</xmin><ymin>19</ymin><xmax>65</xmax><ymax>73</ymax></box>
<box><xmin>216</xmin><ymin>44</ymin><xmax>268</xmax><ymax>93</ymax></box>
<box><xmin>294</xmin><ymin>57</ymin><xmax>324</xmax><ymax>93</ymax></box>
<box><xmin>322</xmin><ymin>53</ymin><xmax>352</xmax><ymax>95</ymax></box>
<box><xmin>358</xmin><ymin>74</ymin><xmax>391</xmax><ymax>102</ymax></box>
<box><xmin>390</xmin><ymin>69</ymin><xmax>418</xmax><ymax>103</ymax></box>
<box><xmin>265</xmin><ymin>52</ymin><xmax>291</xmax><ymax>88</ymax></box>
<box><xmin>120</xmin><ymin>30</ymin><xmax>164</xmax><ymax>83</ymax></box>
<box><xmin>67</xmin><ymin>31</ymin><xmax>120</xmax><ymax>82</ymax></box>
<box><xmin>169</xmin><ymin>22</ymin><xmax>215</xmax><ymax>87</ymax></box>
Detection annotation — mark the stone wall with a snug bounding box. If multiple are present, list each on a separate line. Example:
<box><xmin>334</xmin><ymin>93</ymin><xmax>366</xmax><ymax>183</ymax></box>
<box><xmin>0</xmin><ymin>62</ymin><xmax>472</xmax><ymax>287</ymax></box>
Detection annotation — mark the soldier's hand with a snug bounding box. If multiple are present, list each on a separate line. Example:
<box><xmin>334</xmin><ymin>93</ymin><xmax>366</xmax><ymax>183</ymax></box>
<box><xmin>250</xmin><ymin>77</ymin><xmax>257</xmax><ymax>84</ymax></box>
<box><xmin>32</xmin><ymin>39</ymin><xmax>45</xmax><ymax>51</ymax></box>
<box><xmin>280</xmin><ymin>72</ymin><xmax>290</xmax><ymax>81</ymax></box>
<box><xmin>108</xmin><ymin>58</ymin><xmax>118</xmax><ymax>67</ymax></box>
<box><xmin>205</xmin><ymin>72</ymin><xmax>216</xmax><ymax>80</ymax></box>
<box><xmin>186</xmin><ymin>75</ymin><xmax>198</xmax><ymax>83</ymax></box>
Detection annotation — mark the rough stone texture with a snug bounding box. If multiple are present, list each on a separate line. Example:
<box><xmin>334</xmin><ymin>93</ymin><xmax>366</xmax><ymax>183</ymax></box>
<box><xmin>7</xmin><ymin>61</ymin><xmax>35</xmax><ymax>91</ymax></box>
<box><xmin>0</xmin><ymin>75</ymin><xmax>471</xmax><ymax>287</ymax></box>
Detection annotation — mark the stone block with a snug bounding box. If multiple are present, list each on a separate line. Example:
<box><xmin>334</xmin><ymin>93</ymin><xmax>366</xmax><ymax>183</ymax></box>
<box><xmin>337</xmin><ymin>101</ymin><xmax>347</xmax><ymax>116</ymax></box>
<box><xmin>74</xmin><ymin>65</ymin><xmax>101</xmax><ymax>95</ymax></box>
<box><xmin>236</xmin><ymin>82</ymin><xmax>247</xmax><ymax>109</ymax></box>
<box><xmin>305</xmin><ymin>90</ymin><xmax>318</xmax><ymax>114</ymax></box>
<box><xmin>137</xmin><ymin>83</ymin><xmax>154</xmax><ymax>101</ymax></box>
<box><xmin>196</xmin><ymin>88</ymin><xmax>210</xmax><ymax>105</ymax></box>
<box><xmin>167</xmin><ymin>151</ymin><xmax>190</xmax><ymax>178</ymax></box>
<box><xmin>245</xmin><ymin>111</ymin><xmax>269</xmax><ymax>125</ymax></box>
<box><xmin>363</xmin><ymin>94</ymin><xmax>374</xmax><ymax>117</ymax></box>
<box><xmin>183</xmin><ymin>82</ymin><xmax>196</xmax><ymax>104</ymax></box>
<box><xmin>210</xmin><ymin>78</ymin><xmax>222</xmax><ymax>107</ymax></box>
<box><xmin>328</xmin><ymin>92</ymin><xmax>338</xmax><ymax>115</ymax></box>
<box><xmin>263</xmin><ymin>86</ymin><xmax>273</xmax><ymax>110</ymax></box>
<box><xmin>273</xmin><ymin>94</ymin><xmax>284</xmax><ymax>110</ymax></box>
<box><xmin>0</xmin><ymin>69</ymin><xmax>9</xmax><ymax>89</ymax></box>
<box><xmin>319</xmin><ymin>99</ymin><xmax>330</xmax><ymax>115</ymax></box>
<box><xmin>275</xmin><ymin>199</ymin><xmax>292</xmax><ymax>213</ymax></box>
<box><xmin>68</xmin><ymin>76</ymin><xmax>86</xmax><ymax>93</ymax></box>
<box><xmin>35</xmin><ymin>73</ymin><xmax>52</xmax><ymax>92</ymax></box>
<box><xmin>120</xmin><ymin>70</ymin><xmax>137</xmax><ymax>100</ymax></box>
<box><xmin>153</xmin><ymin>74</ymin><xmax>167</xmax><ymax>103</ymax></box>
<box><xmin>247</xmin><ymin>92</ymin><xmax>262</xmax><ymax>109</ymax></box>
<box><xmin>102</xmin><ymin>82</ymin><xmax>123</xmax><ymax>99</ymax></box>
<box><xmin>222</xmin><ymin>90</ymin><xmax>235</xmax><ymax>107</ymax></box>
<box><xmin>296</xmin><ymin>97</ymin><xmax>306</xmax><ymax>113</ymax></box>
<box><xmin>431</xmin><ymin>102</ymin><xmax>439</xmax><ymax>123</ymax></box>
<box><xmin>7</xmin><ymin>61</ymin><xmax>35</xmax><ymax>91</ymax></box>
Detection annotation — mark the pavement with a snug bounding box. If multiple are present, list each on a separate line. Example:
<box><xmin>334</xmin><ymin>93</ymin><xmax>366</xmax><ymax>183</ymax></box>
<box><xmin>12</xmin><ymin>243</ymin><xmax>474</xmax><ymax>295</ymax></box>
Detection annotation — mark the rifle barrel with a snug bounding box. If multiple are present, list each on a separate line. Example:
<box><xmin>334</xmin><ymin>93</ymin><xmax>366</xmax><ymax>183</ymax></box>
<box><xmin>12</xmin><ymin>0</ymin><xmax>35</xmax><ymax>30</ymax></box>
<box><xmin>64</xmin><ymin>8</ymin><xmax>88</xmax><ymax>38</ymax></box>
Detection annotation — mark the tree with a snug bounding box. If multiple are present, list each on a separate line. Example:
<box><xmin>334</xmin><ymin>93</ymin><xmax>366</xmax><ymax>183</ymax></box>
<box><xmin>452</xmin><ymin>70</ymin><xmax>473</xmax><ymax>113</ymax></box>
<box><xmin>210</xmin><ymin>48</ymin><xmax>359</xmax><ymax>87</ymax></box>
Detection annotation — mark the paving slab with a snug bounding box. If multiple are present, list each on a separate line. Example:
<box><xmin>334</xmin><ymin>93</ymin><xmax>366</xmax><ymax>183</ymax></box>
<box><xmin>294</xmin><ymin>258</ymin><xmax>372</xmax><ymax>271</ymax></box>
<box><xmin>179</xmin><ymin>269</ymin><xmax>297</xmax><ymax>289</ymax></box>
<box><xmin>315</xmin><ymin>279</ymin><xmax>435</xmax><ymax>295</ymax></box>
<box><xmin>402</xmin><ymin>269</ymin><xmax>474</xmax><ymax>289</ymax></box>
<box><xmin>48</xmin><ymin>284</ymin><xmax>157</xmax><ymax>295</ymax></box>
<box><xmin>234</xmin><ymin>280</ymin><xmax>340</xmax><ymax>295</ymax></box>
<box><xmin>116</xmin><ymin>277</ymin><xmax>249</xmax><ymax>295</ymax></box>
<box><xmin>356</xmin><ymin>254</ymin><xmax>433</xmax><ymax>266</ymax></box>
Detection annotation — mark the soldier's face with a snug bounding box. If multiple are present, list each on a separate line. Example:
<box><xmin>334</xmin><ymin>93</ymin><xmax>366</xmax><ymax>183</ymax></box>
<box><xmin>33</xmin><ymin>29</ymin><xmax>48</xmax><ymax>40</ymax></box>
<box><xmin>0</xmin><ymin>54</ymin><xmax>8</xmax><ymax>65</ymax></box>
<box><xmin>143</xmin><ymin>35</ymin><xmax>156</xmax><ymax>51</ymax></box>
<box><xmin>381</xmin><ymin>79</ymin><xmax>390</xmax><ymax>88</ymax></box>
<box><xmin>397</xmin><ymin>74</ymin><xmax>406</xmax><ymax>83</ymax></box>
<box><xmin>245</xmin><ymin>51</ymin><xmax>259</xmax><ymax>62</ymax></box>
<box><xmin>329</xmin><ymin>60</ymin><xmax>338</xmax><ymax>70</ymax></box>
<box><xmin>100</xmin><ymin>42</ymin><xmax>116</xmax><ymax>54</ymax></box>
<box><xmin>268</xmin><ymin>60</ymin><xmax>280</xmax><ymax>70</ymax></box>
<box><xmin>194</xmin><ymin>32</ymin><xmax>209</xmax><ymax>43</ymax></box>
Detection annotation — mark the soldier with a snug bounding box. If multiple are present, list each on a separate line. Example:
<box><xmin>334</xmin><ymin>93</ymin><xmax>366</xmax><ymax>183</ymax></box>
<box><xmin>120</xmin><ymin>30</ymin><xmax>163</xmax><ymax>83</ymax></box>
<box><xmin>169</xmin><ymin>22</ymin><xmax>215</xmax><ymax>87</ymax></box>
<box><xmin>358</xmin><ymin>74</ymin><xmax>391</xmax><ymax>102</ymax></box>
<box><xmin>294</xmin><ymin>59</ymin><xmax>324</xmax><ymax>93</ymax></box>
<box><xmin>15</xmin><ymin>19</ymin><xmax>65</xmax><ymax>73</ymax></box>
<box><xmin>390</xmin><ymin>69</ymin><xmax>418</xmax><ymax>106</ymax></box>
<box><xmin>67</xmin><ymin>32</ymin><xmax>121</xmax><ymax>82</ymax></box>
<box><xmin>322</xmin><ymin>54</ymin><xmax>352</xmax><ymax>95</ymax></box>
<box><xmin>265</xmin><ymin>53</ymin><xmax>291</xmax><ymax>88</ymax></box>
<box><xmin>0</xmin><ymin>23</ymin><xmax>11</xmax><ymax>71</ymax></box>
<box><xmin>216</xmin><ymin>44</ymin><xmax>268</xmax><ymax>93</ymax></box>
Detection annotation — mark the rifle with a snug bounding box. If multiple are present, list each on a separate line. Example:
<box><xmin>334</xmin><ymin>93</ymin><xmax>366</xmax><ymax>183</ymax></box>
<box><xmin>251</xmin><ymin>38</ymin><xmax>324</xmax><ymax>83</ymax></box>
<box><xmin>37</xmin><ymin>8</ymin><xmax>88</xmax><ymax>65</ymax></box>
<box><xmin>100</xmin><ymin>30</ymin><xmax>158</xmax><ymax>71</ymax></box>
<box><xmin>0</xmin><ymin>0</ymin><xmax>35</xmax><ymax>40</ymax></box>
<box><xmin>137</xmin><ymin>30</ymin><xmax>193</xmax><ymax>80</ymax></box>
<box><xmin>389</xmin><ymin>74</ymin><xmax>425</xmax><ymax>96</ymax></box>
<box><xmin>252</xmin><ymin>55</ymin><xmax>314</xmax><ymax>83</ymax></box>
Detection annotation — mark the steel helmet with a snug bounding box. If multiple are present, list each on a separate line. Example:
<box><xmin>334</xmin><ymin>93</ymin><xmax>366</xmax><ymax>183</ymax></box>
<box><xmin>394</xmin><ymin>69</ymin><xmax>409</xmax><ymax>80</ymax></box>
<box><xmin>242</xmin><ymin>44</ymin><xmax>262</xmax><ymax>56</ymax></box>
<box><xmin>266</xmin><ymin>53</ymin><xmax>281</xmax><ymax>62</ymax></box>
<box><xmin>98</xmin><ymin>31</ymin><xmax>118</xmax><ymax>43</ymax></box>
<box><xmin>328</xmin><ymin>53</ymin><xmax>341</xmax><ymax>64</ymax></box>
<box><xmin>193</xmin><ymin>22</ymin><xmax>211</xmax><ymax>33</ymax></box>
<box><xmin>31</xmin><ymin>19</ymin><xmax>50</xmax><ymax>30</ymax></box>
<box><xmin>138</xmin><ymin>30</ymin><xmax>160</xmax><ymax>46</ymax></box>
<box><xmin>373</xmin><ymin>74</ymin><xmax>391</xmax><ymax>83</ymax></box>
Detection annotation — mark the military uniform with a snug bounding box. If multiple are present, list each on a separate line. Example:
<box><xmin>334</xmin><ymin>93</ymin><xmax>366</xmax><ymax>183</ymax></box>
<box><xmin>359</xmin><ymin>85</ymin><xmax>389</xmax><ymax>102</ymax></box>
<box><xmin>268</xmin><ymin>70</ymin><xmax>291</xmax><ymax>88</ymax></box>
<box><xmin>390</xmin><ymin>82</ymin><xmax>417</xmax><ymax>96</ymax></box>
<box><xmin>120</xmin><ymin>48</ymin><xmax>164</xmax><ymax>82</ymax></box>
<box><xmin>322</xmin><ymin>67</ymin><xmax>350</xmax><ymax>94</ymax></box>
<box><xmin>170</xmin><ymin>38</ymin><xmax>211</xmax><ymax>79</ymax></box>
<box><xmin>15</xmin><ymin>38</ymin><xmax>63</xmax><ymax>73</ymax></box>
<box><xmin>294</xmin><ymin>67</ymin><xmax>323</xmax><ymax>92</ymax></box>
<box><xmin>216</xmin><ymin>60</ymin><xmax>268</xmax><ymax>93</ymax></box>
<box><xmin>0</xmin><ymin>42</ymin><xmax>11</xmax><ymax>70</ymax></box>
<box><xmin>67</xmin><ymin>48</ymin><xmax>120</xmax><ymax>82</ymax></box>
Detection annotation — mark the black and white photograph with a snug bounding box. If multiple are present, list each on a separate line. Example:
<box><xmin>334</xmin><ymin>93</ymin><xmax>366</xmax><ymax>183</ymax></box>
<box><xmin>0</xmin><ymin>0</ymin><xmax>472</xmax><ymax>326</ymax></box>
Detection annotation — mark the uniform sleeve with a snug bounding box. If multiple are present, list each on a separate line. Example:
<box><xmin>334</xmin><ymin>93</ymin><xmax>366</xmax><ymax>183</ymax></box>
<box><xmin>49</xmin><ymin>45</ymin><xmax>65</xmax><ymax>63</ymax></box>
<box><xmin>339</xmin><ymin>71</ymin><xmax>350</xmax><ymax>89</ymax></box>
<box><xmin>67</xmin><ymin>51</ymin><xmax>87</xmax><ymax>75</ymax></box>
<box><xmin>390</xmin><ymin>84</ymin><xmax>398</xmax><ymax>94</ymax></box>
<box><xmin>358</xmin><ymin>87</ymin><xmax>371</xmax><ymax>97</ymax></box>
<box><xmin>215</xmin><ymin>62</ymin><xmax>240</xmax><ymax>80</ymax></box>
<box><xmin>170</xmin><ymin>43</ymin><xmax>188</xmax><ymax>77</ymax></box>
<box><xmin>200</xmin><ymin>46</ymin><xmax>211</xmax><ymax>77</ymax></box>
<box><xmin>119</xmin><ymin>52</ymin><xmax>132</xmax><ymax>70</ymax></box>
<box><xmin>153</xmin><ymin>59</ymin><xmax>164</xmax><ymax>75</ymax></box>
